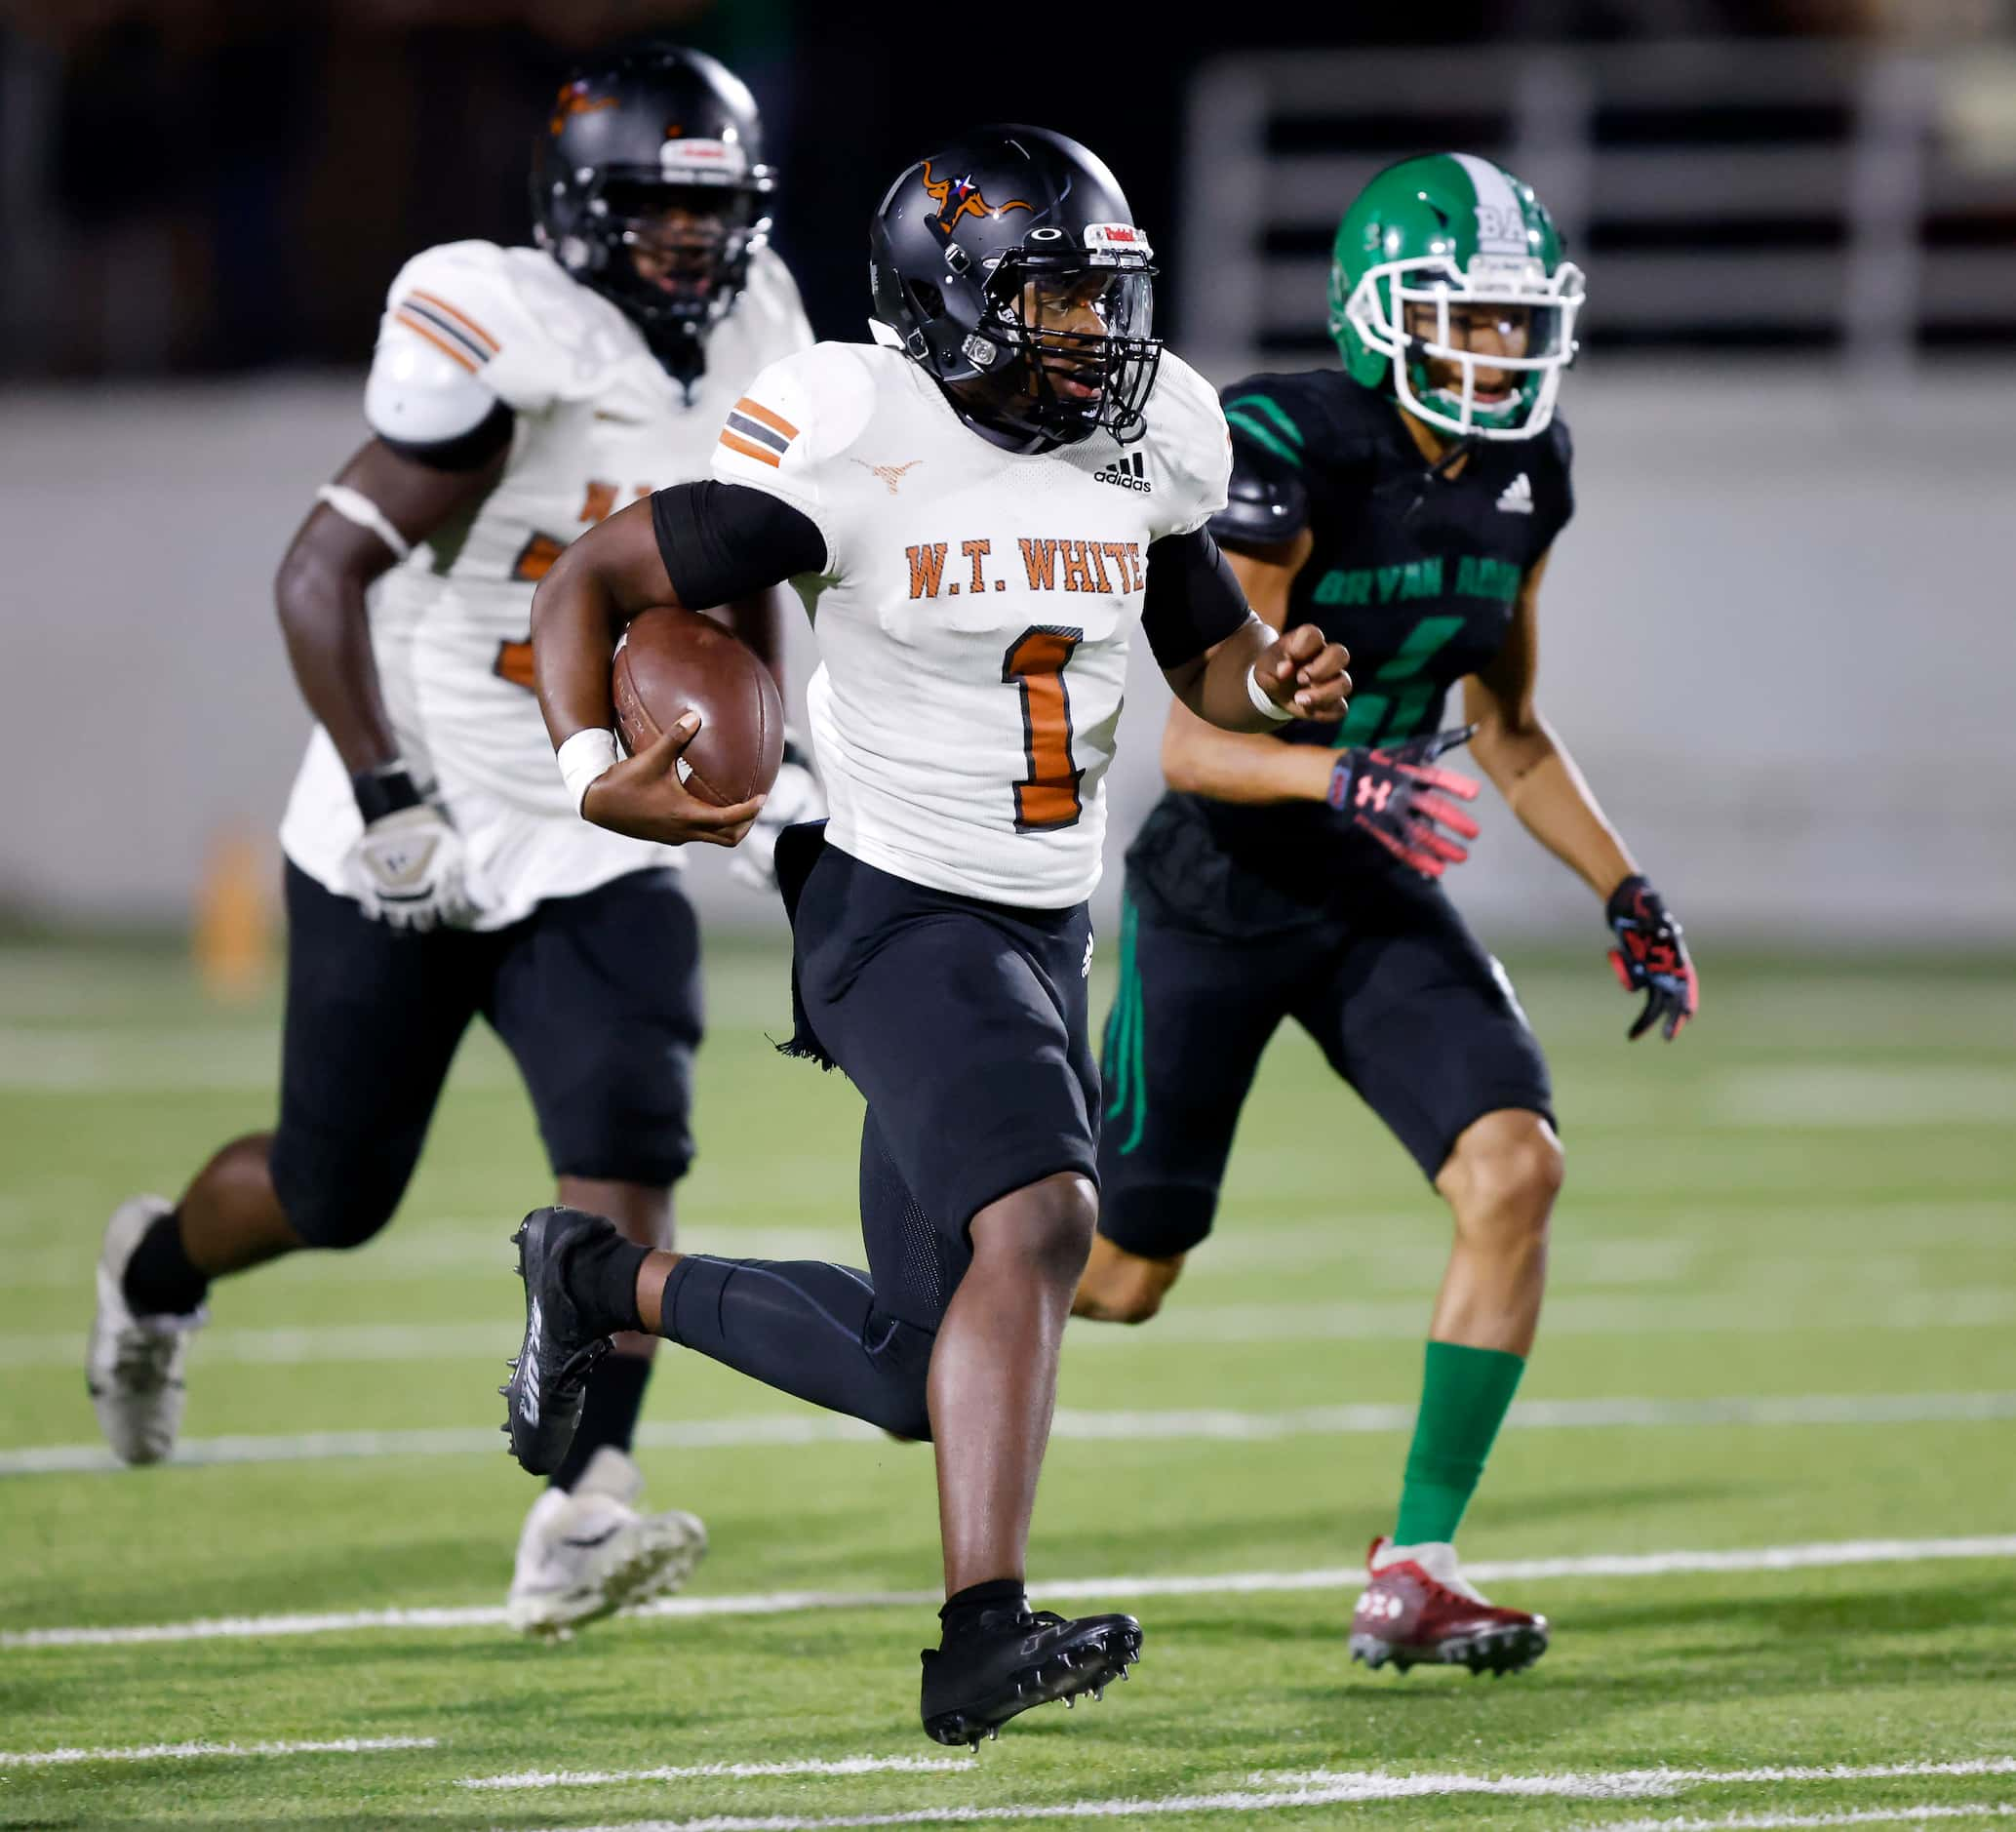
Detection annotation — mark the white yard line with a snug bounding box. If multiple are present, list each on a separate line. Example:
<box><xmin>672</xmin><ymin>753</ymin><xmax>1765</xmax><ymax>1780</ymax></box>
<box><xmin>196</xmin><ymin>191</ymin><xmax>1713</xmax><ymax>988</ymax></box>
<box><xmin>500</xmin><ymin>1760</ymin><xmax>2016</xmax><ymax>1831</ymax></box>
<box><xmin>1264</xmin><ymin>1759</ymin><xmax>2016</xmax><ymax>1795</ymax></box>
<box><xmin>7</xmin><ymin>1389</ymin><xmax>2013</xmax><ymax>1478</ymax></box>
<box><xmin>7</xmin><ymin>1534</ymin><xmax>2013</xmax><ymax>1653</ymax></box>
<box><xmin>461</xmin><ymin>1757</ymin><xmax>975</xmax><ymax>1791</ymax></box>
<box><xmin>0</xmin><ymin>1734</ymin><xmax>436</xmax><ymax>1768</ymax></box>
<box><xmin>1588</xmin><ymin>1811</ymin><xmax>2016</xmax><ymax>1831</ymax></box>
<box><xmin>6</xmin><ymin>1290</ymin><xmax>2015</xmax><ymax>1373</ymax></box>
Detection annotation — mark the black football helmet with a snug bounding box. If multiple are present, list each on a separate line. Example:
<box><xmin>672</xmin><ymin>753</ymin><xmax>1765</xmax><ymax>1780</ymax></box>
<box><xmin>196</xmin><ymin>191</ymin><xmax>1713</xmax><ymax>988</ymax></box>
<box><xmin>870</xmin><ymin>125</ymin><xmax>1160</xmax><ymax>448</ymax></box>
<box><xmin>532</xmin><ymin>40</ymin><xmax>775</xmax><ymax>379</ymax></box>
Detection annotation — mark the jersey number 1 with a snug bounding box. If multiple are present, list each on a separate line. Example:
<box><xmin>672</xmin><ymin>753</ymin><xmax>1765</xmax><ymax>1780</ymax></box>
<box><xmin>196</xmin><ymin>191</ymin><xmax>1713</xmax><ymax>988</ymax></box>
<box><xmin>1003</xmin><ymin>625</ymin><xmax>1085</xmax><ymax>832</ymax></box>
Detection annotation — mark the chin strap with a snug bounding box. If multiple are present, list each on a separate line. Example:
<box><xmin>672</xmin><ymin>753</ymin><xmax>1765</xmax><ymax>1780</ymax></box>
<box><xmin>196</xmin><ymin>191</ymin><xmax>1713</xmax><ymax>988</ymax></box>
<box><xmin>1385</xmin><ymin>427</ymin><xmax>1480</xmax><ymax>527</ymax></box>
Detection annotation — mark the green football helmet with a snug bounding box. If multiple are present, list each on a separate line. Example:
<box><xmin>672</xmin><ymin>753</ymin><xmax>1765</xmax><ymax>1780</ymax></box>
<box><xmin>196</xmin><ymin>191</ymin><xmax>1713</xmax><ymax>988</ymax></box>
<box><xmin>1328</xmin><ymin>151</ymin><xmax>1584</xmax><ymax>441</ymax></box>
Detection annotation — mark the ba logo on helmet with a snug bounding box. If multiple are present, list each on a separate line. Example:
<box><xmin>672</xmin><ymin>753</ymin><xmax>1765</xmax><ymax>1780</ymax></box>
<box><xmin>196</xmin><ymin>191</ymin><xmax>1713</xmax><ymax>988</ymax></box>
<box><xmin>1474</xmin><ymin>203</ymin><xmax>1527</xmax><ymax>252</ymax></box>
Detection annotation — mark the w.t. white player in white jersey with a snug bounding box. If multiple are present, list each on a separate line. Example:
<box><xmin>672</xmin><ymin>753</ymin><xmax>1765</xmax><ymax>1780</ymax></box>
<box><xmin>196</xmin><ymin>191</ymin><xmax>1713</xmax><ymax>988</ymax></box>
<box><xmin>505</xmin><ymin>126</ymin><xmax>1349</xmax><ymax>1745</ymax></box>
<box><xmin>85</xmin><ymin>42</ymin><xmax>812</xmax><ymax>1639</ymax></box>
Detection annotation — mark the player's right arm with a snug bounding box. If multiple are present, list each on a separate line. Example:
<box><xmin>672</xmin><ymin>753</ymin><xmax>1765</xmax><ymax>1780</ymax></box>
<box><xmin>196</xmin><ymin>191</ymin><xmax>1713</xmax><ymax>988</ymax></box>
<box><xmin>537</xmin><ymin>345</ymin><xmax>840</xmax><ymax>847</ymax></box>
<box><xmin>1157</xmin><ymin>530</ymin><xmax>1337</xmax><ymax>806</ymax></box>
<box><xmin>274</xmin><ymin>440</ymin><xmax>504</xmax><ymax>775</ymax></box>
<box><xmin>530</xmin><ymin>484</ymin><xmax>824</xmax><ymax>846</ymax></box>
<box><xmin>274</xmin><ymin>248</ymin><xmax>537</xmax><ymax>929</ymax></box>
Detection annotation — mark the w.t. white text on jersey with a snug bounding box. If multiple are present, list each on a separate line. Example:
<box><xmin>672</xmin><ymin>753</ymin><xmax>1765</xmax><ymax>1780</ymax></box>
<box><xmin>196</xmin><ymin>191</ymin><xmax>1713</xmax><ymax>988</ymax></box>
<box><xmin>707</xmin><ymin>343</ymin><xmax>1230</xmax><ymax>908</ymax></box>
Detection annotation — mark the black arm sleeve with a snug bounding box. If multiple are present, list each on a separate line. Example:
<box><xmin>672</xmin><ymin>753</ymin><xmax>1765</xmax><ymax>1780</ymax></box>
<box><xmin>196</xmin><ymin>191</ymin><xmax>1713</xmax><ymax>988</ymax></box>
<box><xmin>380</xmin><ymin>397</ymin><xmax>516</xmax><ymax>472</ymax></box>
<box><xmin>1139</xmin><ymin>526</ymin><xmax>1254</xmax><ymax>670</ymax></box>
<box><xmin>649</xmin><ymin>480</ymin><xmax>826</xmax><ymax>611</ymax></box>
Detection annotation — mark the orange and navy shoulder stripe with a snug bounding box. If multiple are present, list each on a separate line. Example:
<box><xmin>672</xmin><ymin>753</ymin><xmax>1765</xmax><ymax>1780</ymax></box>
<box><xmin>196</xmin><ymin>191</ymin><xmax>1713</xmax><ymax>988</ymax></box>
<box><xmin>720</xmin><ymin>396</ymin><xmax>798</xmax><ymax>469</ymax></box>
<box><xmin>392</xmin><ymin>289</ymin><xmax>500</xmax><ymax>375</ymax></box>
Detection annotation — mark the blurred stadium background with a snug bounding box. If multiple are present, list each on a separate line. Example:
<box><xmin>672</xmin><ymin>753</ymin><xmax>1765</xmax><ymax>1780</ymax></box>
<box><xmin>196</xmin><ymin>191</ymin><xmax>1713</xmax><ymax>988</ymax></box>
<box><xmin>3</xmin><ymin>0</ymin><xmax>2012</xmax><ymax>945</ymax></box>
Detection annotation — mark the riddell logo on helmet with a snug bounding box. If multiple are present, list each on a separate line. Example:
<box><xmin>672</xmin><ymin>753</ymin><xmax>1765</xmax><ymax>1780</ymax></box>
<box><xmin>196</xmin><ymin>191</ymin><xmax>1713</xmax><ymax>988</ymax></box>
<box><xmin>1085</xmin><ymin>221</ymin><xmax>1154</xmax><ymax>262</ymax></box>
<box><xmin>921</xmin><ymin>161</ymin><xmax>1032</xmax><ymax>235</ymax></box>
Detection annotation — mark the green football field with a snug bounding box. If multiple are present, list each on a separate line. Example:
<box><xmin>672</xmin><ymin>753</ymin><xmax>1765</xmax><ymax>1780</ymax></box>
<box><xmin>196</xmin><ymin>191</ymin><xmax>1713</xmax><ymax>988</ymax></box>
<box><xmin>2</xmin><ymin>936</ymin><xmax>2012</xmax><ymax>1831</ymax></box>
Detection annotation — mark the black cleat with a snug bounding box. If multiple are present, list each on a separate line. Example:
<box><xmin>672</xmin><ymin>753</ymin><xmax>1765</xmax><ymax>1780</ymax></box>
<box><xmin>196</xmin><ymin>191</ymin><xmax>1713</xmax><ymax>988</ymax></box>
<box><xmin>502</xmin><ymin>1208</ymin><xmax>616</xmax><ymax>1478</ymax></box>
<box><xmin>920</xmin><ymin>1607</ymin><xmax>1142</xmax><ymax>1748</ymax></box>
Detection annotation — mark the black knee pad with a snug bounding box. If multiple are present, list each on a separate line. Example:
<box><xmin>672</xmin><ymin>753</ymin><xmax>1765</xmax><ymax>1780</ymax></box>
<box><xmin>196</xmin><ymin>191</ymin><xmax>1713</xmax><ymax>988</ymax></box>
<box><xmin>862</xmin><ymin>1304</ymin><xmax>935</xmax><ymax>1443</ymax></box>
<box><xmin>270</xmin><ymin>1150</ymin><xmax>409</xmax><ymax>1251</ymax></box>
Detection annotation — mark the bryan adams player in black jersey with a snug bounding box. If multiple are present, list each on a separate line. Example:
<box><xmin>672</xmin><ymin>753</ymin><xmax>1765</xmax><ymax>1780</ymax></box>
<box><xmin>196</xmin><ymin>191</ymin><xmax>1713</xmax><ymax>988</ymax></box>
<box><xmin>1072</xmin><ymin>153</ymin><xmax>1699</xmax><ymax>1679</ymax></box>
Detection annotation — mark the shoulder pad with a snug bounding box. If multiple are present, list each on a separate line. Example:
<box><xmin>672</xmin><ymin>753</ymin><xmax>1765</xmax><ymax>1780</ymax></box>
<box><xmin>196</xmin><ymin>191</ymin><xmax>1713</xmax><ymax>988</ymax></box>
<box><xmin>1542</xmin><ymin>413</ymin><xmax>1573</xmax><ymax>475</ymax></box>
<box><xmin>708</xmin><ymin>340</ymin><xmax>881</xmax><ymax>510</ymax></box>
<box><xmin>742</xmin><ymin>247</ymin><xmax>813</xmax><ymax>331</ymax></box>
<box><xmin>1140</xmin><ymin>350</ymin><xmax>1233</xmax><ymax>539</ymax></box>
<box><xmin>376</xmin><ymin>241</ymin><xmax>630</xmax><ymax>418</ymax></box>
<box><xmin>1219</xmin><ymin>376</ymin><xmax>1321</xmax><ymax>474</ymax></box>
<box><xmin>367</xmin><ymin>243</ymin><xmax>515</xmax><ymax>444</ymax></box>
<box><xmin>1211</xmin><ymin>447</ymin><xmax>1309</xmax><ymax>547</ymax></box>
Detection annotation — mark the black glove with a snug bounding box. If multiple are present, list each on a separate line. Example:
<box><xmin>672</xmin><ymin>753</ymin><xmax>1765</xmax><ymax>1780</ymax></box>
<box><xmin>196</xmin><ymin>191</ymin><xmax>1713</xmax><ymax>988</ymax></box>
<box><xmin>1606</xmin><ymin>874</ymin><xmax>1698</xmax><ymax>1041</ymax></box>
<box><xmin>1326</xmin><ymin>727</ymin><xmax>1482</xmax><ymax>880</ymax></box>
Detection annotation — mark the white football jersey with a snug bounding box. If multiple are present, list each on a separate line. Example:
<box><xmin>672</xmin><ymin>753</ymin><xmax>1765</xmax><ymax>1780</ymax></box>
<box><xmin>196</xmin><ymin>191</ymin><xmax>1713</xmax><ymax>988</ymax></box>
<box><xmin>280</xmin><ymin>239</ymin><xmax>813</xmax><ymax>928</ymax></box>
<box><xmin>708</xmin><ymin>341</ymin><xmax>1231</xmax><ymax>908</ymax></box>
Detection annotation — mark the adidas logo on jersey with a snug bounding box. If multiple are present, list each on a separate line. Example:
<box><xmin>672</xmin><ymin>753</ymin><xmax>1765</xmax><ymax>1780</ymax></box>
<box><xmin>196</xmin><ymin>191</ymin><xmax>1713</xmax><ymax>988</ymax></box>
<box><xmin>1093</xmin><ymin>452</ymin><xmax>1152</xmax><ymax>494</ymax></box>
<box><xmin>1496</xmin><ymin>472</ymin><xmax>1534</xmax><ymax>515</ymax></box>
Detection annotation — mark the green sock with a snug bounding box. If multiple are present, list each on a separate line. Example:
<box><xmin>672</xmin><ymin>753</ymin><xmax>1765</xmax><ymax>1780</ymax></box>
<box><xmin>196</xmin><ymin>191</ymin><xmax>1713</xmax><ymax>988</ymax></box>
<box><xmin>1392</xmin><ymin>1340</ymin><xmax>1526</xmax><ymax>1547</ymax></box>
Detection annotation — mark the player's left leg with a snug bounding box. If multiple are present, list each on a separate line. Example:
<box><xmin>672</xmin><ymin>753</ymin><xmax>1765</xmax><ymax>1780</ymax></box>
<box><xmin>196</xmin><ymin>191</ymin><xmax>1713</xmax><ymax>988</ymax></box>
<box><xmin>489</xmin><ymin>868</ymin><xmax>708</xmax><ymax>1636</ymax></box>
<box><xmin>1291</xmin><ymin>875</ymin><xmax>1560</xmax><ymax>1675</ymax></box>
<box><xmin>499</xmin><ymin>837</ymin><xmax>1137</xmax><ymax>1738</ymax></box>
<box><xmin>94</xmin><ymin>862</ymin><xmax>486</xmax><ymax>1463</ymax></box>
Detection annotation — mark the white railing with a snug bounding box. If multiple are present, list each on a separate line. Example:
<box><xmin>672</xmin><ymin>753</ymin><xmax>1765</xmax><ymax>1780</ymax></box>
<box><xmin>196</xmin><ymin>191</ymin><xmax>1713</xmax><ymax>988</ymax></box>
<box><xmin>1177</xmin><ymin>40</ymin><xmax>2016</xmax><ymax>378</ymax></box>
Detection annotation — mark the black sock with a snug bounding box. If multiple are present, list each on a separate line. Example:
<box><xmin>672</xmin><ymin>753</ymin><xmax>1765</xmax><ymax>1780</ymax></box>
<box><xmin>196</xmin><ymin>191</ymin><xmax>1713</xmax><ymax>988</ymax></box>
<box><xmin>561</xmin><ymin>1226</ymin><xmax>651</xmax><ymax>1335</ymax></box>
<box><xmin>939</xmin><ymin>1577</ymin><xmax>1028</xmax><ymax>1642</ymax></box>
<box><xmin>121</xmin><ymin>1211</ymin><xmax>210</xmax><ymax>1318</ymax></box>
<box><xmin>549</xmin><ymin>1350</ymin><xmax>652</xmax><ymax>1492</ymax></box>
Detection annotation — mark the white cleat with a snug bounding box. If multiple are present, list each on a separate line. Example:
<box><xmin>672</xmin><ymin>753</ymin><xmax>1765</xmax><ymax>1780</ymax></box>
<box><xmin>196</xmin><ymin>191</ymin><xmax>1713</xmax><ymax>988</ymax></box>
<box><xmin>506</xmin><ymin>1446</ymin><xmax>708</xmax><ymax>1640</ymax></box>
<box><xmin>87</xmin><ymin>1195</ymin><xmax>207</xmax><ymax>1466</ymax></box>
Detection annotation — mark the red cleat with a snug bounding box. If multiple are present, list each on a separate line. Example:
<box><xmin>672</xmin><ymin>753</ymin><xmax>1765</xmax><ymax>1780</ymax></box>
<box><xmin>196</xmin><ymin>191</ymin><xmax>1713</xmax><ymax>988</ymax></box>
<box><xmin>1349</xmin><ymin>1535</ymin><xmax>1550</xmax><ymax>1677</ymax></box>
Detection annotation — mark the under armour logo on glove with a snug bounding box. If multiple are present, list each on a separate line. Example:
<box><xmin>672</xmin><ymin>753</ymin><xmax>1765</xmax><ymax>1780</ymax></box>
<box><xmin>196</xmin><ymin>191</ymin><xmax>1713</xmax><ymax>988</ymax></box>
<box><xmin>345</xmin><ymin>801</ymin><xmax>474</xmax><ymax>932</ymax></box>
<box><xmin>1327</xmin><ymin>727</ymin><xmax>1482</xmax><ymax>880</ymax></box>
<box><xmin>1605</xmin><ymin>874</ymin><xmax>1699</xmax><ymax>1041</ymax></box>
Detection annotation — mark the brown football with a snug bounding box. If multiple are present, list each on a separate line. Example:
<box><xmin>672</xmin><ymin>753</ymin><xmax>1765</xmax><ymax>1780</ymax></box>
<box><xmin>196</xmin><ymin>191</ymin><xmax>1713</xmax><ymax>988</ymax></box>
<box><xmin>611</xmin><ymin>606</ymin><xmax>784</xmax><ymax>806</ymax></box>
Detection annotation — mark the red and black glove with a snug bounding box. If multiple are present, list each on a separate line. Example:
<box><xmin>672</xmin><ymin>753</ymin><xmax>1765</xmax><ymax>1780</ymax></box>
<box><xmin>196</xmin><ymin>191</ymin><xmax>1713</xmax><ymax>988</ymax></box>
<box><xmin>1327</xmin><ymin>727</ymin><xmax>1482</xmax><ymax>880</ymax></box>
<box><xmin>1606</xmin><ymin>874</ymin><xmax>1698</xmax><ymax>1041</ymax></box>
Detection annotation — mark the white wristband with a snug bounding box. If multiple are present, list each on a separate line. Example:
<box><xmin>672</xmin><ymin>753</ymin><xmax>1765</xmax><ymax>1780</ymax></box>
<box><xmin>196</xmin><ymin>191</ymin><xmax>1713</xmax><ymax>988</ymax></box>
<box><xmin>316</xmin><ymin>484</ymin><xmax>412</xmax><ymax>562</ymax></box>
<box><xmin>557</xmin><ymin>728</ymin><xmax>619</xmax><ymax>816</ymax></box>
<box><xmin>1245</xmin><ymin>661</ymin><xmax>1296</xmax><ymax>724</ymax></box>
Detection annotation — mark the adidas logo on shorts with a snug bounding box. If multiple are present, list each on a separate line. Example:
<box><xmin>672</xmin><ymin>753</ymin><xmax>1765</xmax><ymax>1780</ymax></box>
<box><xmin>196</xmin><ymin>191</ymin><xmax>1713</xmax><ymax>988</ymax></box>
<box><xmin>1092</xmin><ymin>452</ymin><xmax>1152</xmax><ymax>494</ymax></box>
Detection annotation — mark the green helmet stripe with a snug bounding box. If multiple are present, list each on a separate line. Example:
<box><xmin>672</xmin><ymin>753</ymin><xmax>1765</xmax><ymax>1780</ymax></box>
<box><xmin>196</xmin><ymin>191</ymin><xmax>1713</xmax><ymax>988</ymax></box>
<box><xmin>1224</xmin><ymin>407</ymin><xmax>1303</xmax><ymax>469</ymax></box>
<box><xmin>1223</xmin><ymin>393</ymin><xmax>1304</xmax><ymax>450</ymax></box>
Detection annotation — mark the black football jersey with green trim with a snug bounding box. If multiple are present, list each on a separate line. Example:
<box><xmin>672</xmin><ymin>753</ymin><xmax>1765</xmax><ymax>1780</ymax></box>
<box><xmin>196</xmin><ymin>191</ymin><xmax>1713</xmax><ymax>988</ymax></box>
<box><xmin>1219</xmin><ymin>369</ymin><xmax>1571</xmax><ymax>750</ymax></box>
<box><xmin>1127</xmin><ymin>371</ymin><xmax>1573</xmax><ymax>934</ymax></box>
